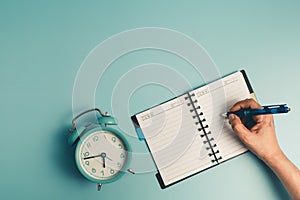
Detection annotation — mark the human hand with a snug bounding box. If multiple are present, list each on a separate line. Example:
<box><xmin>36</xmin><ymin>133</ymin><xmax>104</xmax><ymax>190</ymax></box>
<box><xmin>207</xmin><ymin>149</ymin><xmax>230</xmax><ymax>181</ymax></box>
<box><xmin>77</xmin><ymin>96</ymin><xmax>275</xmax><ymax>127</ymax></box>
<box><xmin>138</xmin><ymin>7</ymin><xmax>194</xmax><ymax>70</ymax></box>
<box><xmin>228</xmin><ymin>98</ymin><xmax>283</xmax><ymax>162</ymax></box>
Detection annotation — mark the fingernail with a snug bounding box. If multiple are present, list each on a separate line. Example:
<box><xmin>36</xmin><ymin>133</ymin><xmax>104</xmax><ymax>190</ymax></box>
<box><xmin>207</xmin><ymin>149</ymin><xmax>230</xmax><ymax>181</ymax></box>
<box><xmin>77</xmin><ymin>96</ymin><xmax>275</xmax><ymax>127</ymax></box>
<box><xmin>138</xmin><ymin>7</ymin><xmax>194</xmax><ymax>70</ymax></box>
<box><xmin>229</xmin><ymin>114</ymin><xmax>235</xmax><ymax>120</ymax></box>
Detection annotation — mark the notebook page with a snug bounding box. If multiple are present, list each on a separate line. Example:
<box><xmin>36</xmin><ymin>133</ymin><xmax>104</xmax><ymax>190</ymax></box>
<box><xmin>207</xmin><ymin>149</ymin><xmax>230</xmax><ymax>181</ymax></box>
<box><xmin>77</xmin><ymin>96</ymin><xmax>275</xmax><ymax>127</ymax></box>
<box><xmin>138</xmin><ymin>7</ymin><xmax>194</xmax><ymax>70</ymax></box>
<box><xmin>136</xmin><ymin>95</ymin><xmax>215</xmax><ymax>186</ymax></box>
<box><xmin>192</xmin><ymin>71</ymin><xmax>250</xmax><ymax>163</ymax></box>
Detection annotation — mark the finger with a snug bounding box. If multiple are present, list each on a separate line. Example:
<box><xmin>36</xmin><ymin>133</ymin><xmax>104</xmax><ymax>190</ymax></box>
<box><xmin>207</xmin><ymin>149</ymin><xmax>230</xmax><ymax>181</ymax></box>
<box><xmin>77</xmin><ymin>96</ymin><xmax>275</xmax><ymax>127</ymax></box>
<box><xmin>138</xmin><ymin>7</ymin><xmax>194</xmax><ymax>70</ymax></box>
<box><xmin>252</xmin><ymin>114</ymin><xmax>264</xmax><ymax>123</ymax></box>
<box><xmin>252</xmin><ymin>114</ymin><xmax>274</xmax><ymax>126</ymax></box>
<box><xmin>230</xmin><ymin>98</ymin><xmax>262</xmax><ymax>112</ymax></box>
<box><xmin>250</xmin><ymin>123</ymin><xmax>261</xmax><ymax>133</ymax></box>
<box><xmin>229</xmin><ymin>114</ymin><xmax>251</xmax><ymax>140</ymax></box>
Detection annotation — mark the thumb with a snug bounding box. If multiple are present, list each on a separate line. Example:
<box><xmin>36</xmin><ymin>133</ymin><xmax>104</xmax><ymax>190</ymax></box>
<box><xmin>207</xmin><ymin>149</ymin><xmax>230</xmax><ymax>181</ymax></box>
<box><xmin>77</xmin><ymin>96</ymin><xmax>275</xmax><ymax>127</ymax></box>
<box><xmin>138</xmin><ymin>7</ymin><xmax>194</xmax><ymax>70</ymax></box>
<box><xmin>229</xmin><ymin>114</ymin><xmax>251</xmax><ymax>140</ymax></box>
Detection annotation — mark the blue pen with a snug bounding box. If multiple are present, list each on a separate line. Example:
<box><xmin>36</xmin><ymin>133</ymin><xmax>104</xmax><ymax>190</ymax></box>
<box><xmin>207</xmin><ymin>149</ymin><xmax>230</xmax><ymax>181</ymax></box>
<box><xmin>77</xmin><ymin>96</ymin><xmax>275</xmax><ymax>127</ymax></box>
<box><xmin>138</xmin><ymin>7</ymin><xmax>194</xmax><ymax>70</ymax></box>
<box><xmin>223</xmin><ymin>104</ymin><xmax>291</xmax><ymax>118</ymax></box>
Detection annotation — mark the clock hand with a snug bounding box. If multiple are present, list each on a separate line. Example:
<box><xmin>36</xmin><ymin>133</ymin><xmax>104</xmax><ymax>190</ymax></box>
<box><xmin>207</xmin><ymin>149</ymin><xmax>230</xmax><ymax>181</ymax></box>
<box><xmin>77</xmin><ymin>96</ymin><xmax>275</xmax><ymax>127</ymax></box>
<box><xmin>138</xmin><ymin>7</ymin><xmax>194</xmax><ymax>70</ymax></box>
<box><xmin>100</xmin><ymin>152</ymin><xmax>106</xmax><ymax>168</ymax></box>
<box><xmin>83</xmin><ymin>153</ymin><xmax>106</xmax><ymax>168</ymax></box>
<box><xmin>106</xmin><ymin>156</ymin><xmax>112</xmax><ymax>161</ymax></box>
<box><xmin>102</xmin><ymin>156</ymin><xmax>105</xmax><ymax>168</ymax></box>
<box><xmin>83</xmin><ymin>152</ymin><xmax>107</xmax><ymax>161</ymax></box>
<box><xmin>83</xmin><ymin>154</ymin><xmax>102</xmax><ymax>160</ymax></box>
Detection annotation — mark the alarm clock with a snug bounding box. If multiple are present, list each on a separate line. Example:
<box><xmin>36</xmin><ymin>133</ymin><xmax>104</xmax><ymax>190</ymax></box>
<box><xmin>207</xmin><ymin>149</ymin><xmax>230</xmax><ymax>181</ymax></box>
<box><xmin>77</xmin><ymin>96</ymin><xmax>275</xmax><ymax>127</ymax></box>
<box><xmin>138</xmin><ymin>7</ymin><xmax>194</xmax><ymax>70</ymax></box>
<box><xmin>68</xmin><ymin>108</ymin><xmax>132</xmax><ymax>190</ymax></box>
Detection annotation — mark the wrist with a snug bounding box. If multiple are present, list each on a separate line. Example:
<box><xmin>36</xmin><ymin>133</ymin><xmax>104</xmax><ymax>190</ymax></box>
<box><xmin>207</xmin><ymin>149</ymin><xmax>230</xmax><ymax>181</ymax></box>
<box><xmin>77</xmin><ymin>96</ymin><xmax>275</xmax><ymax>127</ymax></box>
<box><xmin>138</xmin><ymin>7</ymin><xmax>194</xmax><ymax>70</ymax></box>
<box><xmin>262</xmin><ymin>148</ymin><xmax>285</xmax><ymax>166</ymax></box>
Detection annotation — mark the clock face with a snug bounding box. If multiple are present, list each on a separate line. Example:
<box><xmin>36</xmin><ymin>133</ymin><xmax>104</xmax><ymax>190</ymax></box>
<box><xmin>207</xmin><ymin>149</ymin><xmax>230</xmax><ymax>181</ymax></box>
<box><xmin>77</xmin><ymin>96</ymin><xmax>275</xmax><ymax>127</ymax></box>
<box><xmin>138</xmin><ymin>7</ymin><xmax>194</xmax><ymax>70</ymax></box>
<box><xmin>76</xmin><ymin>129</ymin><xmax>129</xmax><ymax>182</ymax></box>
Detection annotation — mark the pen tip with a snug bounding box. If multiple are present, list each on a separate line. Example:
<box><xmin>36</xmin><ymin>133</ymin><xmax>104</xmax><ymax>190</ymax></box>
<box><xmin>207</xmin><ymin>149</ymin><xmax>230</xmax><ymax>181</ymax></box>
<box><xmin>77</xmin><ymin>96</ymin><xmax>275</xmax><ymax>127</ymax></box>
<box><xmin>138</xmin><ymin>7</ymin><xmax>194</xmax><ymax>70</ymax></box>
<box><xmin>221</xmin><ymin>113</ymin><xmax>228</xmax><ymax>117</ymax></box>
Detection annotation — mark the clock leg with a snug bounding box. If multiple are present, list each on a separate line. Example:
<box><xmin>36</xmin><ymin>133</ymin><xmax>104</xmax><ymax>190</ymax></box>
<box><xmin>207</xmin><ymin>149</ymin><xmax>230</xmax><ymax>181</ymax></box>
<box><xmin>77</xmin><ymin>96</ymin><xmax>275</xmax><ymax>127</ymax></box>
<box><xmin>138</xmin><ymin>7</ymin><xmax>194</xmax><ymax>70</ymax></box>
<box><xmin>97</xmin><ymin>183</ymin><xmax>102</xmax><ymax>191</ymax></box>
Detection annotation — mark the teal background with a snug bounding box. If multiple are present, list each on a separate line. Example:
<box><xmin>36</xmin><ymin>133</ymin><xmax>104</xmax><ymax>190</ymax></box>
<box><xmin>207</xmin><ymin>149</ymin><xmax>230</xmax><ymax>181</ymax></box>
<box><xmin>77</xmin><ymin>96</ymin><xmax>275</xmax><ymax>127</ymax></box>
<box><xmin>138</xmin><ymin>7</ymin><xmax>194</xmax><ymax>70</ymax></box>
<box><xmin>0</xmin><ymin>1</ymin><xmax>299</xmax><ymax>199</ymax></box>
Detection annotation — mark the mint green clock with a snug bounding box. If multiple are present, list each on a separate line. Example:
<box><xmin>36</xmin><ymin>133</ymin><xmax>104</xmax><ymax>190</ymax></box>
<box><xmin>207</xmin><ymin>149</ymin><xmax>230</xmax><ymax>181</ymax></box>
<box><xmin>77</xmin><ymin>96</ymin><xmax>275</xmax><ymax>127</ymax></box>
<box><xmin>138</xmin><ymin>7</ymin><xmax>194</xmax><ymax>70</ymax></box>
<box><xmin>68</xmin><ymin>108</ymin><xmax>132</xmax><ymax>190</ymax></box>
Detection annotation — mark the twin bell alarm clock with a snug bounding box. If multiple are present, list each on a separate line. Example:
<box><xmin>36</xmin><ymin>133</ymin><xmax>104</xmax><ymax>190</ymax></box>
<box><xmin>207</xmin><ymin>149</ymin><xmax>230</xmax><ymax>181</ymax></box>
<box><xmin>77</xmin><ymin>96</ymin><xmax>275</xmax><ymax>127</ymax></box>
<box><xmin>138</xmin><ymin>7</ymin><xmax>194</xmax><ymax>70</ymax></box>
<box><xmin>68</xmin><ymin>108</ymin><xmax>133</xmax><ymax>191</ymax></box>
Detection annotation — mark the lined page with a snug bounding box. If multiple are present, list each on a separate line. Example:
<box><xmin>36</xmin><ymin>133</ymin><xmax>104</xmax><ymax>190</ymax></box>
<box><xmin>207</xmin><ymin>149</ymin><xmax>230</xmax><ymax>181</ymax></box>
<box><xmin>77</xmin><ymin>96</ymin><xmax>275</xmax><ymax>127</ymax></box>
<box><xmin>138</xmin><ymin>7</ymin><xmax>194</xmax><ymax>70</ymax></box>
<box><xmin>193</xmin><ymin>71</ymin><xmax>250</xmax><ymax>163</ymax></box>
<box><xmin>136</xmin><ymin>94</ymin><xmax>215</xmax><ymax>186</ymax></box>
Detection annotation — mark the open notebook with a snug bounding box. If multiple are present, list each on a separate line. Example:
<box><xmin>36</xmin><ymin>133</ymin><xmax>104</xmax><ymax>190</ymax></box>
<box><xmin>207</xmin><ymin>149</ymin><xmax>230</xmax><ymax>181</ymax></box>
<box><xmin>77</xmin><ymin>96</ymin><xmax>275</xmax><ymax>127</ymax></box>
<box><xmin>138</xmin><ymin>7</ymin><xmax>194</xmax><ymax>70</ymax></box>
<box><xmin>131</xmin><ymin>70</ymin><xmax>255</xmax><ymax>188</ymax></box>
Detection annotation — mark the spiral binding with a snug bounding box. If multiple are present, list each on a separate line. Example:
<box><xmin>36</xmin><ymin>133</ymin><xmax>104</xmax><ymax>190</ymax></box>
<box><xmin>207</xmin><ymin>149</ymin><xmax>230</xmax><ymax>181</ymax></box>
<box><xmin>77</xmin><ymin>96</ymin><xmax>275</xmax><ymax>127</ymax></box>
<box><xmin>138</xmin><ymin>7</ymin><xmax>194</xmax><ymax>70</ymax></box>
<box><xmin>185</xmin><ymin>92</ymin><xmax>222</xmax><ymax>163</ymax></box>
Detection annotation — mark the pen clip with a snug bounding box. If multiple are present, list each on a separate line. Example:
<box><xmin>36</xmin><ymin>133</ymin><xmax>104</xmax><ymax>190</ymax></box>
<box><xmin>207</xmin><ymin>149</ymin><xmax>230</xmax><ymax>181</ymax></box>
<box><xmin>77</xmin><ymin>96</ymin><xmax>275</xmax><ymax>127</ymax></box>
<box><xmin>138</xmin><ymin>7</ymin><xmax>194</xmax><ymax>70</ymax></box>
<box><xmin>263</xmin><ymin>104</ymin><xmax>287</xmax><ymax>110</ymax></box>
